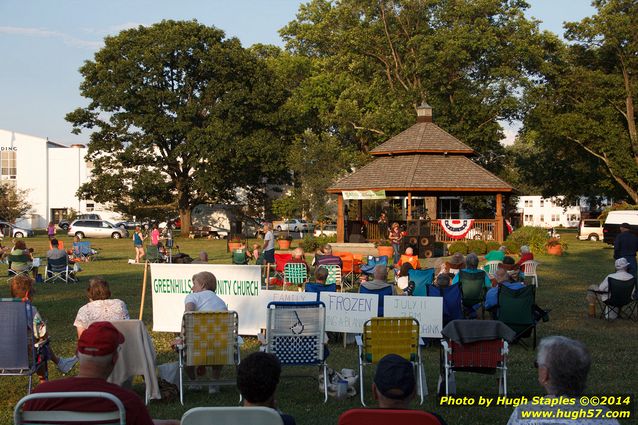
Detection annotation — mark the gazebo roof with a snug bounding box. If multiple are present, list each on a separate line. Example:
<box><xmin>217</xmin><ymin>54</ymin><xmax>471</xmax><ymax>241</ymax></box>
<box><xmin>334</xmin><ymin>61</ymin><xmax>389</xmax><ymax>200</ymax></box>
<box><xmin>327</xmin><ymin>155</ymin><xmax>513</xmax><ymax>193</ymax></box>
<box><xmin>370</xmin><ymin>121</ymin><xmax>475</xmax><ymax>156</ymax></box>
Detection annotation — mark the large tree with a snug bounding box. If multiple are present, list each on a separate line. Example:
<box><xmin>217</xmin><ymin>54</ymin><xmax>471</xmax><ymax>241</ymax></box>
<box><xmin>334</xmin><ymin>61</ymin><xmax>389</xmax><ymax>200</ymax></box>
<box><xmin>67</xmin><ymin>20</ymin><xmax>289</xmax><ymax>232</ymax></box>
<box><xmin>0</xmin><ymin>183</ymin><xmax>32</xmax><ymax>223</ymax></box>
<box><xmin>280</xmin><ymin>0</ymin><xmax>553</xmax><ymax>168</ymax></box>
<box><xmin>521</xmin><ymin>0</ymin><xmax>638</xmax><ymax>202</ymax></box>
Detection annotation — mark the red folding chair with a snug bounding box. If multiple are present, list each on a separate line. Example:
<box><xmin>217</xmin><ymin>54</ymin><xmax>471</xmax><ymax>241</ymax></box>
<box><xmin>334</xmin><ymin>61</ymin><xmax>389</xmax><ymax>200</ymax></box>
<box><xmin>440</xmin><ymin>320</ymin><xmax>510</xmax><ymax>396</ymax></box>
<box><xmin>338</xmin><ymin>408</ymin><xmax>442</xmax><ymax>425</ymax></box>
<box><xmin>274</xmin><ymin>253</ymin><xmax>292</xmax><ymax>281</ymax></box>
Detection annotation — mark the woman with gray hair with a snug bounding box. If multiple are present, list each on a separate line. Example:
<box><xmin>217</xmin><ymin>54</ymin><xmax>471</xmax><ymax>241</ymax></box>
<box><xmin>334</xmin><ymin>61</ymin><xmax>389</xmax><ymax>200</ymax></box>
<box><xmin>507</xmin><ymin>336</ymin><xmax>620</xmax><ymax>425</ymax></box>
<box><xmin>516</xmin><ymin>245</ymin><xmax>534</xmax><ymax>267</ymax></box>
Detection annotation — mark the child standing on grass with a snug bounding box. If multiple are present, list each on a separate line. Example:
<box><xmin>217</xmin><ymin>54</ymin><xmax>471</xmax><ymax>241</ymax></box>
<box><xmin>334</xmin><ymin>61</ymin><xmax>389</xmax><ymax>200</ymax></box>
<box><xmin>46</xmin><ymin>222</ymin><xmax>56</xmax><ymax>240</ymax></box>
<box><xmin>133</xmin><ymin>226</ymin><xmax>145</xmax><ymax>263</ymax></box>
<box><xmin>11</xmin><ymin>275</ymin><xmax>78</xmax><ymax>383</ymax></box>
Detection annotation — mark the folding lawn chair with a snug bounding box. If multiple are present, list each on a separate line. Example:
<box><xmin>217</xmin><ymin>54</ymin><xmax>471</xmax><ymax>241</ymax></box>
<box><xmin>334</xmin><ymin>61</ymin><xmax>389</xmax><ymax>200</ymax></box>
<box><xmin>338</xmin><ymin>408</ymin><xmax>442</xmax><ymax>425</ymax></box>
<box><xmin>359</xmin><ymin>284</ymin><xmax>393</xmax><ymax>317</ymax></box>
<box><xmin>497</xmin><ymin>285</ymin><xmax>537</xmax><ymax>348</ymax></box>
<box><xmin>0</xmin><ymin>299</ymin><xmax>42</xmax><ymax>395</ymax></box>
<box><xmin>407</xmin><ymin>268</ymin><xmax>435</xmax><ymax>296</ymax></box>
<box><xmin>359</xmin><ymin>256</ymin><xmax>388</xmax><ymax>277</ymax></box>
<box><xmin>458</xmin><ymin>270</ymin><xmax>487</xmax><ymax>319</ymax></box>
<box><xmin>305</xmin><ymin>282</ymin><xmax>337</xmax><ymax>301</ymax></box>
<box><xmin>14</xmin><ymin>391</ymin><xmax>126</xmax><ymax>425</ymax></box>
<box><xmin>334</xmin><ymin>252</ymin><xmax>356</xmax><ymax>291</ymax></box>
<box><xmin>356</xmin><ymin>317</ymin><xmax>424</xmax><ymax>406</ymax></box>
<box><xmin>44</xmin><ymin>256</ymin><xmax>76</xmax><ymax>284</ymax></box>
<box><xmin>7</xmin><ymin>253</ymin><xmax>34</xmax><ymax>283</ymax></box>
<box><xmin>181</xmin><ymin>406</ymin><xmax>283</xmax><ymax>425</ymax></box>
<box><xmin>283</xmin><ymin>263</ymin><xmax>308</xmax><ymax>291</ymax></box>
<box><xmin>145</xmin><ymin>245</ymin><xmax>164</xmax><ymax>263</ymax></box>
<box><xmin>590</xmin><ymin>277</ymin><xmax>637</xmax><ymax>320</ymax></box>
<box><xmin>274</xmin><ymin>253</ymin><xmax>293</xmax><ymax>281</ymax></box>
<box><xmin>73</xmin><ymin>241</ymin><xmax>97</xmax><ymax>261</ymax></box>
<box><xmin>427</xmin><ymin>283</ymin><xmax>463</xmax><ymax>327</ymax></box>
<box><xmin>440</xmin><ymin>320</ymin><xmax>514</xmax><ymax>396</ymax></box>
<box><xmin>265</xmin><ymin>301</ymin><xmax>328</xmax><ymax>403</ymax></box>
<box><xmin>318</xmin><ymin>264</ymin><xmax>342</xmax><ymax>290</ymax></box>
<box><xmin>231</xmin><ymin>250</ymin><xmax>248</xmax><ymax>265</ymax></box>
<box><xmin>177</xmin><ymin>311</ymin><xmax>241</xmax><ymax>405</ymax></box>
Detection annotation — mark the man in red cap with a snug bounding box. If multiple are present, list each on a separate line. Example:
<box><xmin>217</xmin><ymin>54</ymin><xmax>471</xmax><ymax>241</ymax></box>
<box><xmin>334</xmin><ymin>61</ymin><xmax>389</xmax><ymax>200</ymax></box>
<box><xmin>24</xmin><ymin>322</ymin><xmax>179</xmax><ymax>425</ymax></box>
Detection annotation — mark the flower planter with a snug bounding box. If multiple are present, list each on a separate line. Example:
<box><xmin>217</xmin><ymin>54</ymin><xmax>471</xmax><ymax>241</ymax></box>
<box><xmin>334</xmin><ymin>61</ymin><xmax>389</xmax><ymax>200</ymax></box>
<box><xmin>547</xmin><ymin>245</ymin><xmax>563</xmax><ymax>256</ymax></box>
<box><xmin>377</xmin><ymin>246</ymin><xmax>394</xmax><ymax>258</ymax></box>
<box><xmin>278</xmin><ymin>239</ymin><xmax>292</xmax><ymax>250</ymax></box>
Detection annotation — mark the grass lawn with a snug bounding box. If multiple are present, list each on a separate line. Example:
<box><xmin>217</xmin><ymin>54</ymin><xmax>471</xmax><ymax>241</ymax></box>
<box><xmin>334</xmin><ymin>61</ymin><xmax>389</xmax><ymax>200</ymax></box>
<box><xmin>1</xmin><ymin>231</ymin><xmax>635</xmax><ymax>424</ymax></box>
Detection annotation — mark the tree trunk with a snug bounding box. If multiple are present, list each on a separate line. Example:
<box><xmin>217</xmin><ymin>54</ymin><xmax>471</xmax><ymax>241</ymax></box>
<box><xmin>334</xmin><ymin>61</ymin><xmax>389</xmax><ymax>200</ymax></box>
<box><xmin>179</xmin><ymin>208</ymin><xmax>191</xmax><ymax>237</ymax></box>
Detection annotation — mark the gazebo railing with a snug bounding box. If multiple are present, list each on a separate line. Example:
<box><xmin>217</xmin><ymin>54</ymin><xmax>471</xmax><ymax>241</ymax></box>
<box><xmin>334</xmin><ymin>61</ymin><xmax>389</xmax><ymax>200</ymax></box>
<box><xmin>429</xmin><ymin>219</ymin><xmax>497</xmax><ymax>242</ymax></box>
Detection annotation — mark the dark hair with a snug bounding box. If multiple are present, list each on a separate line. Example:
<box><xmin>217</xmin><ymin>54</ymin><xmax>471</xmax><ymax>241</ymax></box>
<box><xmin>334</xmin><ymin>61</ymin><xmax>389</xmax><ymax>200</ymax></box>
<box><xmin>51</xmin><ymin>238</ymin><xmax>59</xmax><ymax>247</ymax></box>
<box><xmin>237</xmin><ymin>352</ymin><xmax>281</xmax><ymax>403</ymax></box>
<box><xmin>87</xmin><ymin>277</ymin><xmax>111</xmax><ymax>300</ymax></box>
<box><xmin>14</xmin><ymin>240</ymin><xmax>27</xmax><ymax>250</ymax></box>
<box><xmin>11</xmin><ymin>275</ymin><xmax>34</xmax><ymax>300</ymax></box>
<box><xmin>399</xmin><ymin>262</ymin><xmax>414</xmax><ymax>277</ymax></box>
<box><xmin>503</xmin><ymin>256</ymin><xmax>515</xmax><ymax>265</ymax></box>
<box><xmin>315</xmin><ymin>267</ymin><xmax>329</xmax><ymax>282</ymax></box>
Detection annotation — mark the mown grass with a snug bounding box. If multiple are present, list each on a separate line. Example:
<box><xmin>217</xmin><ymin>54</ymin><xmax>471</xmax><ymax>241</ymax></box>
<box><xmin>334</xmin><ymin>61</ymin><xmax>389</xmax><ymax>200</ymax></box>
<box><xmin>1</xmin><ymin>231</ymin><xmax>635</xmax><ymax>425</ymax></box>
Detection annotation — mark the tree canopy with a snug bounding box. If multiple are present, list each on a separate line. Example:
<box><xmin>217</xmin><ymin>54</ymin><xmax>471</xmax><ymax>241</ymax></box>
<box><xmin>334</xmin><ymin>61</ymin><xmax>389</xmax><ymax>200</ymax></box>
<box><xmin>520</xmin><ymin>0</ymin><xmax>638</xmax><ymax>202</ymax></box>
<box><xmin>0</xmin><ymin>183</ymin><xmax>32</xmax><ymax>223</ymax></box>
<box><xmin>67</xmin><ymin>20</ymin><xmax>290</xmax><ymax>231</ymax></box>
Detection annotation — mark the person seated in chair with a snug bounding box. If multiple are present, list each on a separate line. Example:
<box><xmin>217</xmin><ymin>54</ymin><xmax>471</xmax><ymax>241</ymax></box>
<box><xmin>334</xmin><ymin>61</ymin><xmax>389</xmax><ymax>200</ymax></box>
<box><xmin>305</xmin><ymin>267</ymin><xmax>336</xmax><ymax>294</ymax></box>
<box><xmin>285</xmin><ymin>247</ymin><xmax>310</xmax><ymax>273</ymax></box>
<box><xmin>451</xmin><ymin>253</ymin><xmax>491</xmax><ymax>289</ymax></box>
<box><xmin>237</xmin><ymin>352</ymin><xmax>296</xmax><ymax>425</ymax></box>
<box><xmin>396</xmin><ymin>262</ymin><xmax>414</xmax><ymax>293</ymax></box>
<box><xmin>191</xmin><ymin>251</ymin><xmax>209</xmax><ymax>264</ymax></box>
<box><xmin>443</xmin><ymin>252</ymin><xmax>465</xmax><ymax>276</ymax></box>
<box><xmin>483</xmin><ymin>245</ymin><xmax>507</xmax><ymax>262</ymax></box>
<box><xmin>507</xmin><ymin>336</ymin><xmax>620</xmax><ymax>425</ymax></box>
<box><xmin>587</xmin><ymin>258</ymin><xmax>634</xmax><ymax>319</ymax></box>
<box><xmin>485</xmin><ymin>269</ymin><xmax>549</xmax><ymax>322</ymax></box>
<box><xmin>360</xmin><ymin>265</ymin><xmax>397</xmax><ymax>316</ymax></box>
<box><xmin>23</xmin><ymin>322</ymin><xmax>179</xmax><ymax>425</ymax></box>
<box><xmin>369</xmin><ymin>354</ymin><xmax>446</xmax><ymax>423</ymax></box>
<box><xmin>314</xmin><ymin>244</ymin><xmax>343</xmax><ymax>268</ymax></box>
<box><xmin>516</xmin><ymin>245</ymin><xmax>534</xmax><ymax>267</ymax></box>
<box><xmin>46</xmin><ymin>238</ymin><xmax>76</xmax><ymax>279</ymax></box>
<box><xmin>396</xmin><ymin>247</ymin><xmax>419</xmax><ymax>269</ymax></box>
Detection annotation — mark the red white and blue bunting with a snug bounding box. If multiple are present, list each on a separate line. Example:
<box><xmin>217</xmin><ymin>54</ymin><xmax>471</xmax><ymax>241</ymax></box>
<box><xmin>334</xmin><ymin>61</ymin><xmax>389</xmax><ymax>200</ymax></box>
<box><xmin>439</xmin><ymin>219</ymin><xmax>475</xmax><ymax>239</ymax></box>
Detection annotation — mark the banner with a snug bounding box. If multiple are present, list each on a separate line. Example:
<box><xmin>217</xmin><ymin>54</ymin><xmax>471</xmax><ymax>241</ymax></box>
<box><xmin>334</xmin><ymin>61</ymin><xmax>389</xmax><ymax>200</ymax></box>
<box><xmin>342</xmin><ymin>190</ymin><xmax>386</xmax><ymax>200</ymax></box>
<box><xmin>319</xmin><ymin>292</ymin><xmax>378</xmax><ymax>333</ymax></box>
<box><xmin>150</xmin><ymin>263</ymin><xmax>319</xmax><ymax>334</ymax></box>
<box><xmin>439</xmin><ymin>219</ymin><xmax>475</xmax><ymax>239</ymax></box>
<box><xmin>384</xmin><ymin>296</ymin><xmax>443</xmax><ymax>338</ymax></box>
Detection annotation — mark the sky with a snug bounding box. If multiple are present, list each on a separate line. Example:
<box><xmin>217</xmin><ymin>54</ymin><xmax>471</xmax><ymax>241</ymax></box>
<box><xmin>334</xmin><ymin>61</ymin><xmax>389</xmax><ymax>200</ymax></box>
<box><xmin>0</xmin><ymin>0</ymin><xmax>596</xmax><ymax>146</ymax></box>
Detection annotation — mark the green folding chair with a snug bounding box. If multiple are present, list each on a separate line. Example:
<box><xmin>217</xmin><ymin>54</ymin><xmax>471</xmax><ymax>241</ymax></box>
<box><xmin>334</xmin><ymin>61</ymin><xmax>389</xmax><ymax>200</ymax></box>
<box><xmin>458</xmin><ymin>270</ymin><xmax>486</xmax><ymax>319</ymax></box>
<box><xmin>318</xmin><ymin>265</ymin><xmax>342</xmax><ymax>291</ymax></box>
<box><xmin>231</xmin><ymin>250</ymin><xmax>248</xmax><ymax>265</ymax></box>
<box><xmin>145</xmin><ymin>245</ymin><xmax>163</xmax><ymax>263</ymax></box>
<box><xmin>497</xmin><ymin>285</ymin><xmax>537</xmax><ymax>348</ymax></box>
<box><xmin>283</xmin><ymin>263</ymin><xmax>308</xmax><ymax>291</ymax></box>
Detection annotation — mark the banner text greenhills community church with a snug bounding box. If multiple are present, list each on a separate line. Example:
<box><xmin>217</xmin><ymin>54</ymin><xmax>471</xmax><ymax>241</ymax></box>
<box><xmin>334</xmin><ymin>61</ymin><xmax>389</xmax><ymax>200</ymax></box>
<box><xmin>216</xmin><ymin>279</ymin><xmax>259</xmax><ymax>296</ymax></box>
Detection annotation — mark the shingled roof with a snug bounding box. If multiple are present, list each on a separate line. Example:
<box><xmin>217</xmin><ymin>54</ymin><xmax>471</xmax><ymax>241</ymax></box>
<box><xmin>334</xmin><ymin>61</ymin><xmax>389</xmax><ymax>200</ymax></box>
<box><xmin>370</xmin><ymin>122</ymin><xmax>475</xmax><ymax>156</ymax></box>
<box><xmin>327</xmin><ymin>155</ymin><xmax>513</xmax><ymax>193</ymax></box>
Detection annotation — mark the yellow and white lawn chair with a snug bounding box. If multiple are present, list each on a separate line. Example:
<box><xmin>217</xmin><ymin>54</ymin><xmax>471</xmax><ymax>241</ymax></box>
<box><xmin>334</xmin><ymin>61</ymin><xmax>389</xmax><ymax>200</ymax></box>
<box><xmin>177</xmin><ymin>311</ymin><xmax>241</xmax><ymax>405</ymax></box>
<box><xmin>355</xmin><ymin>317</ymin><xmax>425</xmax><ymax>406</ymax></box>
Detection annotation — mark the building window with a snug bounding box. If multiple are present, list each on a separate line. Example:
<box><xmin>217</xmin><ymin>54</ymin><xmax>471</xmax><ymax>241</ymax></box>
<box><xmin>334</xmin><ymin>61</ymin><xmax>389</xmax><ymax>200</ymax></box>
<box><xmin>438</xmin><ymin>198</ymin><xmax>460</xmax><ymax>219</ymax></box>
<box><xmin>524</xmin><ymin>200</ymin><xmax>532</xmax><ymax>207</ymax></box>
<box><xmin>524</xmin><ymin>214</ymin><xmax>533</xmax><ymax>222</ymax></box>
<box><xmin>1</xmin><ymin>151</ymin><xmax>16</xmax><ymax>180</ymax></box>
<box><xmin>540</xmin><ymin>199</ymin><xmax>545</xmax><ymax>207</ymax></box>
<box><xmin>540</xmin><ymin>214</ymin><xmax>545</xmax><ymax>222</ymax></box>
<box><xmin>552</xmin><ymin>214</ymin><xmax>559</xmax><ymax>222</ymax></box>
<box><xmin>86</xmin><ymin>203</ymin><xmax>95</xmax><ymax>212</ymax></box>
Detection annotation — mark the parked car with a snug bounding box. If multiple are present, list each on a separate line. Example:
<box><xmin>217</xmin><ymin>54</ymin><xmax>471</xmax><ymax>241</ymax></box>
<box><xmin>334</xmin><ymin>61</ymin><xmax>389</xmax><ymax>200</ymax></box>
<box><xmin>274</xmin><ymin>219</ymin><xmax>313</xmax><ymax>232</ymax></box>
<box><xmin>577</xmin><ymin>219</ymin><xmax>603</xmax><ymax>241</ymax></box>
<box><xmin>314</xmin><ymin>224</ymin><xmax>337</xmax><ymax>237</ymax></box>
<box><xmin>603</xmin><ymin>210</ymin><xmax>638</xmax><ymax>245</ymax></box>
<box><xmin>114</xmin><ymin>221</ymin><xmax>141</xmax><ymax>230</ymax></box>
<box><xmin>0</xmin><ymin>221</ymin><xmax>34</xmax><ymax>238</ymax></box>
<box><xmin>58</xmin><ymin>213</ymin><xmax>102</xmax><ymax>231</ymax></box>
<box><xmin>67</xmin><ymin>220</ymin><xmax>129</xmax><ymax>239</ymax></box>
<box><xmin>242</xmin><ymin>218</ymin><xmax>264</xmax><ymax>238</ymax></box>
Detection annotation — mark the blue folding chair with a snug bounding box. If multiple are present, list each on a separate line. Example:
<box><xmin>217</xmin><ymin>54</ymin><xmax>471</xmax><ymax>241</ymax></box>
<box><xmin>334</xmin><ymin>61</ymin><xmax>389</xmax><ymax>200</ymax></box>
<box><xmin>427</xmin><ymin>284</ymin><xmax>463</xmax><ymax>326</ymax></box>
<box><xmin>305</xmin><ymin>283</ymin><xmax>337</xmax><ymax>301</ymax></box>
<box><xmin>359</xmin><ymin>285</ymin><xmax>393</xmax><ymax>317</ymax></box>
<box><xmin>359</xmin><ymin>256</ymin><xmax>388</xmax><ymax>277</ymax></box>
<box><xmin>408</xmin><ymin>268</ymin><xmax>435</xmax><ymax>296</ymax></box>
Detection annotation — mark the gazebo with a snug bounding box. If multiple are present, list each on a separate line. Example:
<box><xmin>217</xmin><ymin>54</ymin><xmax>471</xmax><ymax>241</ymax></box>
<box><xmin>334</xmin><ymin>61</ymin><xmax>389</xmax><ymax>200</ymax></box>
<box><xmin>327</xmin><ymin>104</ymin><xmax>514</xmax><ymax>246</ymax></box>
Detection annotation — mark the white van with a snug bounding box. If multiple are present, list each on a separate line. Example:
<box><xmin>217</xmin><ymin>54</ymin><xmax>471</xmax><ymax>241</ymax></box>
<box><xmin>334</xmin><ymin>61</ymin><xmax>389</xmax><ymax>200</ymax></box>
<box><xmin>603</xmin><ymin>210</ymin><xmax>638</xmax><ymax>245</ymax></box>
<box><xmin>577</xmin><ymin>219</ymin><xmax>603</xmax><ymax>241</ymax></box>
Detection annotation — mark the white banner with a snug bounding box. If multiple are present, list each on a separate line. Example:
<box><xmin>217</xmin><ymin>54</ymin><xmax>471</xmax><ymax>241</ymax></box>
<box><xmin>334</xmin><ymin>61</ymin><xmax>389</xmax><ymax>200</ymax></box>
<box><xmin>150</xmin><ymin>263</ymin><xmax>317</xmax><ymax>334</ymax></box>
<box><xmin>320</xmin><ymin>292</ymin><xmax>379</xmax><ymax>333</ymax></box>
<box><xmin>383</xmin><ymin>296</ymin><xmax>443</xmax><ymax>338</ymax></box>
<box><xmin>342</xmin><ymin>190</ymin><xmax>386</xmax><ymax>200</ymax></box>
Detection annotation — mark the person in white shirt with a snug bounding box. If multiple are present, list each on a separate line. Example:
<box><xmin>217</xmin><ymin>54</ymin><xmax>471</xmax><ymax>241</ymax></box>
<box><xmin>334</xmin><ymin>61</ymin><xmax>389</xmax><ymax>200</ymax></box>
<box><xmin>587</xmin><ymin>257</ymin><xmax>634</xmax><ymax>319</ymax></box>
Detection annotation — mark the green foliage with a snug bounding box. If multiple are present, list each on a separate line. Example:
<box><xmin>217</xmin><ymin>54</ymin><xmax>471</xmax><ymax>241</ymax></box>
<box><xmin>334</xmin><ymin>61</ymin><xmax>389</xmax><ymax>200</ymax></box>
<box><xmin>598</xmin><ymin>202</ymin><xmax>638</xmax><ymax>221</ymax></box>
<box><xmin>0</xmin><ymin>183</ymin><xmax>32</xmax><ymax>223</ymax></box>
<box><xmin>271</xmin><ymin>196</ymin><xmax>302</xmax><ymax>220</ymax></box>
<box><xmin>67</xmin><ymin>20</ymin><xmax>290</xmax><ymax>231</ymax></box>
<box><xmin>507</xmin><ymin>226</ymin><xmax>548</xmax><ymax>254</ymax></box>
<box><xmin>299</xmin><ymin>234</ymin><xmax>337</xmax><ymax>253</ymax></box>
<box><xmin>503</xmin><ymin>239</ymin><xmax>521</xmax><ymax>255</ymax></box>
<box><xmin>467</xmin><ymin>239</ymin><xmax>487</xmax><ymax>255</ymax></box>
<box><xmin>448</xmin><ymin>241</ymin><xmax>468</xmax><ymax>255</ymax></box>
<box><xmin>485</xmin><ymin>241</ymin><xmax>501</xmax><ymax>252</ymax></box>
<box><xmin>518</xmin><ymin>0</ymin><xmax>638</xmax><ymax>202</ymax></box>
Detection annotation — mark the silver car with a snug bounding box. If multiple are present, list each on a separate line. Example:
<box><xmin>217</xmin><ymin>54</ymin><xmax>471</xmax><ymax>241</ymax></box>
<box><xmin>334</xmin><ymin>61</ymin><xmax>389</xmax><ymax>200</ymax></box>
<box><xmin>0</xmin><ymin>221</ymin><xmax>34</xmax><ymax>238</ymax></box>
<box><xmin>67</xmin><ymin>219</ymin><xmax>129</xmax><ymax>239</ymax></box>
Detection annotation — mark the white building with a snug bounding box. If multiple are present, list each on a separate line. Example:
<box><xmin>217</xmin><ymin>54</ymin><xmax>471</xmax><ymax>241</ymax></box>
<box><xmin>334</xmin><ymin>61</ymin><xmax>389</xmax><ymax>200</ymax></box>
<box><xmin>517</xmin><ymin>195</ymin><xmax>581</xmax><ymax>228</ymax></box>
<box><xmin>0</xmin><ymin>129</ymin><xmax>118</xmax><ymax>229</ymax></box>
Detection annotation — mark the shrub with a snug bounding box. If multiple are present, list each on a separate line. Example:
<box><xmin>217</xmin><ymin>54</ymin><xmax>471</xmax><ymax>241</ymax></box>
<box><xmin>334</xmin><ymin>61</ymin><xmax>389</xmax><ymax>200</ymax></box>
<box><xmin>433</xmin><ymin>242</ymin><xmax>446</xmax><ymax>257</ymax></box>
<box><xmin>507</xmin><ymin>226</ymin><xmax>548</xmax><ymax>254</ymax></box>
<box><xmin>503</xmin><ymin>239</ymin><xmax>521</xmax><ymax>255</ymax></box>
<box><xmin>448</xmin><ymin>241</ymin><xmax>468</xmax><ymax>255</ymax></box>
<box><xmin>300</xmin><ymin>235</ymin><xmax>336</xmax><ymax>253</ymax></box>
<box><xmin>485</xmin><ymin>241</ymin><xmax>500</xmax><ymax>252</ymax></box>
<box><xmin>467</xmin><ymin>239</ymin><xmax>487</xmax><ymax>255</ymax></box>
